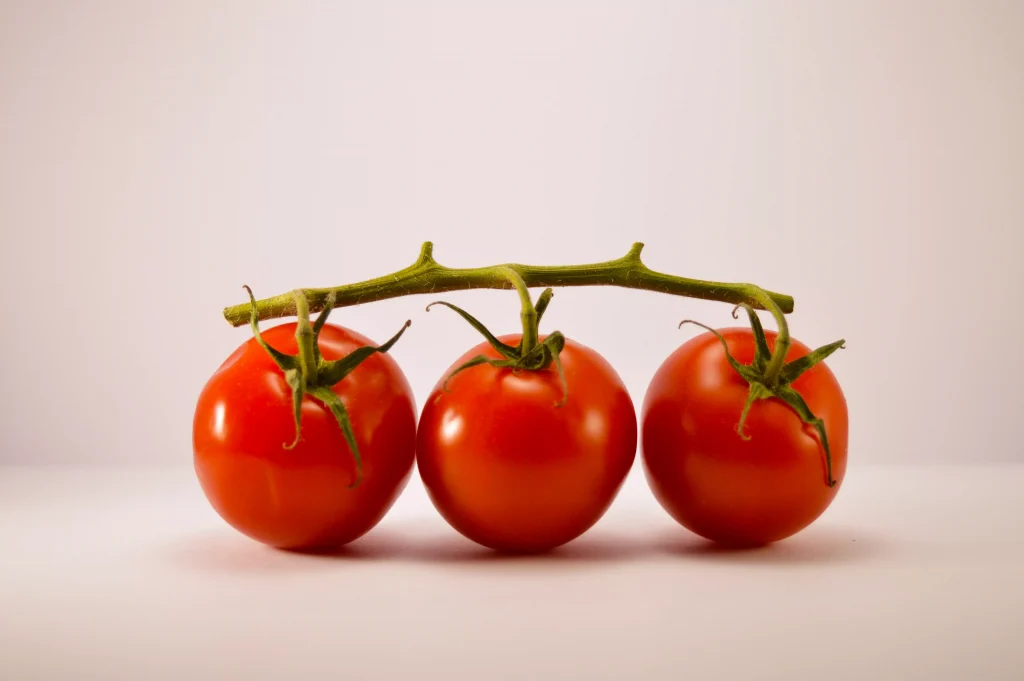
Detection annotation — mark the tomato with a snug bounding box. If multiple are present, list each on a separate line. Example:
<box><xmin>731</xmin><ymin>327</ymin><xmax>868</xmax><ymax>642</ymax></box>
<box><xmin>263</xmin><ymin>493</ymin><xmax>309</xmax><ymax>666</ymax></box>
<box><xmin>641</xmin><ymin>327</ymin><xmax>848</xmax><ymax>546</ymax></box>
<box><xmin>192</xmin><ymin>322</ymin><xmax>417</xmax><ymax>550</ymax></box>
<box><xmin>416</xmin><ymin>333</ymin><xmax>637</xmax><ymax>553</ymax></box>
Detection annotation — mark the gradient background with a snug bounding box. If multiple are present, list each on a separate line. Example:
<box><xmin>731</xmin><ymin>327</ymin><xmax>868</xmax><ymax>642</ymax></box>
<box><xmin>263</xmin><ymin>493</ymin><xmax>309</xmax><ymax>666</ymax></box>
<box><xmin>1</xmin><ymin>0</ymin><xmax>1021</xmax><ymax>469</ymax></box>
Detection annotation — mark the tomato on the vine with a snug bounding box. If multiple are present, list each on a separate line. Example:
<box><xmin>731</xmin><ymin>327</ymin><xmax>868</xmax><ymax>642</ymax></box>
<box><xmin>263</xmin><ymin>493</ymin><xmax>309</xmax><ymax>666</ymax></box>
<box><xmin>416</xmin><ymin>333</ymin><xmax>637</xmax><ymax>553</ymax></box>
<box><xmin>193</xmin><ymin>320</ymin><xmax>417</xmax><ymax>550</ymax></box>
<box><xmin>642</xmin><ymin>326</ymin><xmax>848</xmax><ymax>546</ymax></box>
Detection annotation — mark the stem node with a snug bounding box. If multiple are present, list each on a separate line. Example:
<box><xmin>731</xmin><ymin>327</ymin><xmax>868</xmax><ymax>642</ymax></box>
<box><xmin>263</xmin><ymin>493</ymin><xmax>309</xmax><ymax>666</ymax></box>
<box><xmin>624</xmin><ymin>242</ymin><xmax>645</xmax><ymax>265</ymax></box>
<box><xmin>416</xmin><ymin>241</ymin><xmax>436</xmax><ymax>267</ymax></box>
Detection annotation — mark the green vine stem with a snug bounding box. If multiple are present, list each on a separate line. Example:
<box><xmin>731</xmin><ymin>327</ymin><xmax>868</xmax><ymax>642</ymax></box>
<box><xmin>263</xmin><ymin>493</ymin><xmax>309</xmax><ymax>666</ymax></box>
<box><xmin>502</xmin><ymin>267</ymin><xmax>539</xmax><ymax>354</ymax></box>
<box><xmin>222</xmin><ymin>242</ymin><xmax>795</xmax><ymax>327</ymax></box>
<box><xmin>745</xmin><ymin>288</ymin><xmax>791</xmax><ymax>385</ymax></box>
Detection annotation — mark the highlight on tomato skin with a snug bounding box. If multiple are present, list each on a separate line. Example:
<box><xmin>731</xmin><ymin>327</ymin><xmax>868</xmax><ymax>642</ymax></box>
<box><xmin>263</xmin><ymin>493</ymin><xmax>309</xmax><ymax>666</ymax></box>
<box><xmin>192</xmin><ymin>321</ymin><xmax>418</xmax><ymax>551</ymax></box>
<box><xmin>641</xmin><ymin>327</ymin><xmax>849</xmax><ymax>547</ymax></box>
<box><xmin>415</xmin><ymin>333</ymin><xmax>638</xmax><ymax>554</ymax></box>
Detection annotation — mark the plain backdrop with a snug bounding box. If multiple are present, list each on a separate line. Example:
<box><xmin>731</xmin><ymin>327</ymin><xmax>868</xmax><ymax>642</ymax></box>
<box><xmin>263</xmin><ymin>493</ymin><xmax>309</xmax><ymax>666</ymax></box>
<box><xmin>1</xmin><ymin>0</ymin><xmax>1022</xmax><ymax>467</ymax></box>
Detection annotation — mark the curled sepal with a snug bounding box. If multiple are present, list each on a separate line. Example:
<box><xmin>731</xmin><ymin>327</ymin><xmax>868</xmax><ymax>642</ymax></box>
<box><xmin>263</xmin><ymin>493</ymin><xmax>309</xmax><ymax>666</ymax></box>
<box><xmin>309</xmin><ymin>387</ymin><xmax>364</xmax><ymax>488</ymax></box>
<box><xmin>442</xmin><ymin>355</ymin><xmax>517</xmax><ymax>391</ymax></box>
<box><xmin>310</xmin><ymin>290</ymin><xmax>337</xmax><ymax>365</ymax></box>
<box><xmin>779</xmin><ymin>339</ymin><xmax>847</xmax><ymax>386</ymax></box>
<box><xmin>542</xmin><ymin>332</ymin><xmax>569</xmax><ymax>407</ymax></box>
<box><xmin>282</xmin><ymin>368</ymin><xmax>305</xmax><ymax>450</ymax></box>
<box><xmin>244</xmin><ymin>285</ymin><xmax>299</xmax><ymax>371</ymax></box>
<box><xmin>678</xmin><ymin>319</ymin><xmax>762</xmax><ymax>385</ymax></box>
<box><xmin>733</xmin><ymin>304</ymin><xmax>771</xmax><ymax>374</ymax></box>
<box><xmin>534</xmin><ymin>288</ymin><xmax>554</xmax><ymax>324</ymax></box>
<box><xmin>246</xmin><ymin>285</ymin><xmax>305</xmax><ymax>449</ymax></box>
<box><xmin>425</xmin><ymin>300</ymin><xmax>520</xmax><ymax>360</ymax></box>
<box><xmin>317</xmin><ymin>320</ymin><xmax>412</xmax><ymax>387</ymax></box>
<box><xmin>776</xmin><ymin>385</ymin><xmax>836</xmax><ymax>487</ymax></box>
<box><xmin>736</xmin><ymin>382</ymin><xmax>770</xmax><ymax>440</ymax></box>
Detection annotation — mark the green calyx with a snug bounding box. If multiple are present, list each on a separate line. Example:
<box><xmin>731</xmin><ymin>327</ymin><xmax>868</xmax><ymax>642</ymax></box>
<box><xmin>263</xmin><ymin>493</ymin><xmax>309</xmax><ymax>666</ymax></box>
<box><xmin>243</xmin><ymin>285</ymin><xmax>411</xmax><ymax>487</ymax></box>
<box><xmin>680</xmin><ymin>297</ymin><xmax>846</xmax><ymax>487</ymax></box>
<box><xmin>426</xmin><ymin>269</ymin><xmax>569</xmax><ymax>407</ymax></box>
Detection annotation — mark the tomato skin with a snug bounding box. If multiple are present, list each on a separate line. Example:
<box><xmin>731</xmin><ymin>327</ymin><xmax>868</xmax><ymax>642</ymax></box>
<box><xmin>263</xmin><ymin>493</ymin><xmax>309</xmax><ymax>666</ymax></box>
<box><xmin>416</xmin><ymin>334</ymin><xmax>637</xmax><ymax>553</ymax></box>
<box><xmin>641</xmin><ymin>327</ymin><xmax>848</xmax><ymax>546</ymax></box>
<box><xmin>192</xmin><ymin>322</ymin><xmax>417</xmax><ymax>550</ymax></box>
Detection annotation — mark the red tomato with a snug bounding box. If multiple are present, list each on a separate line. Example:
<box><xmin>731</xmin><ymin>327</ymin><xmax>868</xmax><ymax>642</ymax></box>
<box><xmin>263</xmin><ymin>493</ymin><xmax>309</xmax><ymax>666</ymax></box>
<box><xmin>192</xmin><ymin>322</ymin><xmax>417</xmax><ymax>550</ymax></box>
<box><xmin>416</xmin><ymin>334</ymin><xmax>637</xmax><ymax>553</ymax></box>
<box><xmin>641</xmin><ymin>327</ymin><xmax>848</xmax><ymax>546</ymax></box>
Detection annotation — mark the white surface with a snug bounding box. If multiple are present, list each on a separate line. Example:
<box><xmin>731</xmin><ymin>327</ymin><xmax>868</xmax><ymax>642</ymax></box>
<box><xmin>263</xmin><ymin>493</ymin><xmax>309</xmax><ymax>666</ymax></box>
<box><xmin>2</xmin><ymin>1</ymin><xmax>1024</xmax><ymax>466</ymax></box>
<box><xmin>1</xmin><ymin>464</ymin><xmax>1022</xmax><ymax>680</ymax></box>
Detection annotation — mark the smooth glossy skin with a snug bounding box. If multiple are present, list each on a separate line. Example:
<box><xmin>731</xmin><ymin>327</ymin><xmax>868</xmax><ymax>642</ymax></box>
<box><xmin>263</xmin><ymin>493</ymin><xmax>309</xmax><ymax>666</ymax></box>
<box><xmin>417</xmin><ymin>334</ymin><xmax>637</xmax><ymax>553</ymax></box>
<box><xmin>642</xmin><ymin>327</ymin><xmax>848</xmax><ymax>546</ymax></box>
<box><xmin>193</xmin><ymin>322</ymin><xmax>417</xmax><ymax>550</ymax></box>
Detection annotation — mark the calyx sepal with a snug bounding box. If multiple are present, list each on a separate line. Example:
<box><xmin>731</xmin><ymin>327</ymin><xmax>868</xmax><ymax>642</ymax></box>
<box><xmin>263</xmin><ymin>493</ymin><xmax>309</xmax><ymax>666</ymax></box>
<box><xmin>426</xmin><ymin>285</ymin><xmax>569</xmax><ymax>407</ymax></box>
<box><xmin>243</xmin><ymin>286</ymin><xmax>411</xmax><ymax>487</ymax></box>
<box><xmin>680</xmin><ymin>303</ymin><xmax>846</xmax><ymax>487</ymax></box>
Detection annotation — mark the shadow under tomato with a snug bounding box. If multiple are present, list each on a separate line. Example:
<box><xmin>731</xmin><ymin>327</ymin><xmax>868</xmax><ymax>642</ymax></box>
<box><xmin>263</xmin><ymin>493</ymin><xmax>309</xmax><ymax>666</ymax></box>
<box><xmin>166</xmin><ymin>521</ymin><xmax>658</xmax><ymax>573</ymax></box>
<box><xmin>168</xmin><ymin>520</ymin><xmax>886</xmax><ymax>572</ymax></box>
<box><xmin>656</xmin><ymin>525</ymin><xmax>890</xmax><ymax>565</ymax></box>
<box><xmin>296</xmin><ymin>522</ymin><xmax>657</xmax><ymax>564</ymax></box>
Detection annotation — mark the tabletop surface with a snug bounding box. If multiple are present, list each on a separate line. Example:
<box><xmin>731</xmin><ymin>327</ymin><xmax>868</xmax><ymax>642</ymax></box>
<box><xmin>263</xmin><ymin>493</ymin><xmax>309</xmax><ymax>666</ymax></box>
<box><xmin>1</xmin><ymin>463</ymin><xmax>1022</xmax><ymax>681</ymax></box>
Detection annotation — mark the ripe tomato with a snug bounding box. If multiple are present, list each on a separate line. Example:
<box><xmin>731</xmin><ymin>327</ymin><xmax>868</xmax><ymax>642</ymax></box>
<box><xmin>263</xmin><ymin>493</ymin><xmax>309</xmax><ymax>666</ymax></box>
<box><xmin>416</xmin><ymin>333</ymin><xmax>637</xmax><ymax>553</ymax></box>
<box><xmin>641</xmin><ymin>327</ymin><xmax>848</xmax><ymax>546</ymax></box>
<box><xmin>192</xmin><ymin>322</ymin><xmax>417</xmax><ymax>550</ymax></box>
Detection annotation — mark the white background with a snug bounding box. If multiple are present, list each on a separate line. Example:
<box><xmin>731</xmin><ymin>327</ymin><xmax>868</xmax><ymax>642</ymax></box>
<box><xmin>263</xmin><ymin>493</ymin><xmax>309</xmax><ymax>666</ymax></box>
<box><xmin>3</xmin><ymin>4</ymin><xmax>1024</xmax><ymax>680</ymax></box>
<box><xmin>1</xmin><ymin>1</ymin><xmax>1022</xmax><ymax>464</ymax></box>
